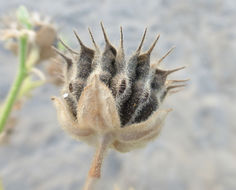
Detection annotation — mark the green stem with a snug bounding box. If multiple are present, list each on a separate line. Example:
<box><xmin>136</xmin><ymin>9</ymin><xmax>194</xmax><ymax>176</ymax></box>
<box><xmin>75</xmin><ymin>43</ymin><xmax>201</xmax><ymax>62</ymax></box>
<box><xmin>0</xmin><ymin>178</ymin><xmax>3</xmax><ymax>190</ymax></box>
<box><xmin>0</xmin><ymin>35</ymin><xmax>28</xmax><ymax>133</ymax></box>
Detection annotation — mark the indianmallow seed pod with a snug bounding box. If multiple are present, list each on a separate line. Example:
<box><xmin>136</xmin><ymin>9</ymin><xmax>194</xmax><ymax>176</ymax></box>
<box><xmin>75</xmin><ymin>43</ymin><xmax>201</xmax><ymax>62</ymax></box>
<box><xmin>51</xmin><ymin>23</ymin><xmax>187</xmax><ymax>186</ymax></box>
<box><xmin>52</xmin><ymin>23</ymin><xmax>187</xmax><ymax>152</ymax></box>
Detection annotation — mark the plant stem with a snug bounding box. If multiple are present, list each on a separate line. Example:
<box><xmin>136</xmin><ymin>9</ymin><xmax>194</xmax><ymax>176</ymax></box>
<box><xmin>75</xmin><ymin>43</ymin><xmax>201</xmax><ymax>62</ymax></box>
<box><xmin>0</xmin><ymin>35</ymin><xmax>28</xmax><ymax>133</ymax></box>
<box><xmin>83</xmin><ymin>135</ymin><xmax>112</xmax><ymax>190</ymax></box>
<box><xmin>0</xmin><ymin>178</ymin><xmax>3</xmax><ymax>190</ymax></box>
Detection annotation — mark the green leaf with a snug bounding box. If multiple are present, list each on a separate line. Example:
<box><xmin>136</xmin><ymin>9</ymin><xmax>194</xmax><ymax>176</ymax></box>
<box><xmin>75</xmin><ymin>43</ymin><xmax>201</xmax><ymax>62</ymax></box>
<box><xmin>16</xmin><ymin>6</ymin><xmax>32</xmax><ymax>29</ymax></box>
<box><xmin>17</xmin><ymin>76</ymin><xmax>45</xmax><ymax>99</ymax></box>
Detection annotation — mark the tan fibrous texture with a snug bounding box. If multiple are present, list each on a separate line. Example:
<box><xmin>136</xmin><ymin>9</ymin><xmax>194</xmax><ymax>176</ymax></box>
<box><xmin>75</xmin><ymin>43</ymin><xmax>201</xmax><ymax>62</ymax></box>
<box><xmin>52</xmin><ymin>23</ymin><xmax>187</xmax><ymax>152</ymax></box>
<box><xmin>0</xmin><ymin>12</ymin><xmax>57</xmax><ymax>62</ymax></box>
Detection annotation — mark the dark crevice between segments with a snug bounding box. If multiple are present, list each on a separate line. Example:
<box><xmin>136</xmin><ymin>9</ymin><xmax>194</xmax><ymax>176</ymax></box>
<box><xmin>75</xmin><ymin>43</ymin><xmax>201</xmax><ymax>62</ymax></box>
<box><xmin>118</xmin><ymin>80</ymin><xmax>126</xmax><ymax>95</ymax></box>
<box><xmin>71</xmin><ymin>79</ymin><xmax>85</xmax><ymax>101</ymax></box>
<box><xmin>64</xmin><ymin>94</ymin><xmax>77</xmax><ymax>117</ymax></box>
<box><xmin>135</xmin><ymin>54</ymin><xmax>150</xmax><ymax>81</ymax></box>
<box><xmin>76</xmin><ymin>50</ymin><xmax>95</xmax><ymax>79</ymax></box>
<box><xmin>133</xmin><ymin>93</ymin><xmax>158</xmax><ymax>123</ymax></box>
<box><xmin>120</xmin><ymin>83</ymin><xmax>143</xmax><ymax>127</ymax></box>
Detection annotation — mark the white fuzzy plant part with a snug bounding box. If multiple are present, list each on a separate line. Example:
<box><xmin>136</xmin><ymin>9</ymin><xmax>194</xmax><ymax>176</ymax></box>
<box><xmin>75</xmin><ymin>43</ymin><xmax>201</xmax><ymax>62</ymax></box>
<box><xmin>52</xmin><ymin>23</ymin><xmax>187</xmax><ymax>190</ymax></box>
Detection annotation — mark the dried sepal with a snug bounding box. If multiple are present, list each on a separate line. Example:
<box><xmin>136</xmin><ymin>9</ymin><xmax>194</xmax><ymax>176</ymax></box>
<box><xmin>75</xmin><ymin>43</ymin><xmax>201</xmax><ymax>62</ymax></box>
<box><xmin>51</xmin><ymin>96</ymin><xmax>94</xmax><ymax>138</ymax></box>
<box><xmin>77</xmin><ymin>74</ymin><xmax>120</xmax><ymax>131</ymax></box>
<box><xmin>113</xmin><ymin>109</ymin><xmax>171</xmax><ymax>152</ymax></box>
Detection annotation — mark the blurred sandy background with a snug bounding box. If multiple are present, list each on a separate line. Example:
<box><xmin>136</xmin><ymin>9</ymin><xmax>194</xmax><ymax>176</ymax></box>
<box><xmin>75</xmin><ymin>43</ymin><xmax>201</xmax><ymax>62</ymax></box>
<box><xmin>0</xmin><ymin>0</ymin><xmax>236</xmax><ymax>189</ymax></box>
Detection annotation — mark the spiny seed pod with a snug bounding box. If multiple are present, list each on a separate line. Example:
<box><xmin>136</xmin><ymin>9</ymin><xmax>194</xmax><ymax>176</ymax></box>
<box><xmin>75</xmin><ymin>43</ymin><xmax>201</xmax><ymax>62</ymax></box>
<box><xmin>52</xmin><ymin>23</ymin><xmax>187</xmax><ymax>154</ymax></box>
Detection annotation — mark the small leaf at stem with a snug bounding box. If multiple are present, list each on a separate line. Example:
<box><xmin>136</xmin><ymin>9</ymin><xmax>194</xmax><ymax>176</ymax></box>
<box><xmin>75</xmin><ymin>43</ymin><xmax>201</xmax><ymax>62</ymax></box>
<box><xmin>16</xmin><ymin>6</ymin><xmax>32</xmax><ymax>29</ymax></box>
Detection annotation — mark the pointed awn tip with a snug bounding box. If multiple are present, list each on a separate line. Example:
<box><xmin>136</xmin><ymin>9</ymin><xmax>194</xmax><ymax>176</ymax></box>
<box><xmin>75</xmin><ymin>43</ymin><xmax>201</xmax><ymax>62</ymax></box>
<box><xmin>88</xmin><ymin>27</ymin><xmax>99</xmax><ymax>51</ymax></box>
<box><xmin>100</xmin><ymin>22</ymin><xmax>111</xmax><ymax>45</ymax></box>
<box><xmin>146</xmin><ymin>34</ymin><xmax>160</xmax><ymax>55</ymax></box>
<box><xmin>136</xmin><ymin>28</ymin><xmax>147</xmax><ymax>53</ymax></box>
<box><xmin>58</xmin><ymin>37</ymin><xmax>79</xmax><ymax>55</ymax></box>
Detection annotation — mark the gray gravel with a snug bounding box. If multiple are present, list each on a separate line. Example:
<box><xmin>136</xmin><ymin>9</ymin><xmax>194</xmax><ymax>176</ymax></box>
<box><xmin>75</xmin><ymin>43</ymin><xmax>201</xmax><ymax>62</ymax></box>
<box><xmin>0</xmin><ymin>0</ymin><xmax>236</xmax><ymax>189</ymax></box>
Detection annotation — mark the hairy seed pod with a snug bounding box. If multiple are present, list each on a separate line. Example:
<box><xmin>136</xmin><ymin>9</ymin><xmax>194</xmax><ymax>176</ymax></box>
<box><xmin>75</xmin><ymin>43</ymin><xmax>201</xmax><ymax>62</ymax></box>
<box><xmin>52</xmin><ymin>23</ymin><xmax>187</xmax><ymax>153</ymax></box>
<box><xmin>52</xmin><ymin>24</ymin><xmax>188</xmax><ymax>188</ymax></box>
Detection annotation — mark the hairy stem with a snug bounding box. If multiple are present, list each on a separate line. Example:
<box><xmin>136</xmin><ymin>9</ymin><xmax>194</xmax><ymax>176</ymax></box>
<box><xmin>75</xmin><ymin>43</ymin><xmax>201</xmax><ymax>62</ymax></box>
<box><xmin>0</xmin><ymin>35</ymin><xmax>28</xmax><ymax>133</ymax></box>
<box><xmin>83</xmin><ymin>134</ymin><xmax>112</xmax><ymax>190</ymax></box>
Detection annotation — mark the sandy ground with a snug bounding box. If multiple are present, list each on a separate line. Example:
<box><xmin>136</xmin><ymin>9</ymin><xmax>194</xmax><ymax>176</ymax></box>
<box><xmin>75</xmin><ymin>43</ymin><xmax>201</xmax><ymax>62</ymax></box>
<box><xmin>0</xmin><ymin>0</ymin><xmax>236</xmax><ymax>189</ymax></box>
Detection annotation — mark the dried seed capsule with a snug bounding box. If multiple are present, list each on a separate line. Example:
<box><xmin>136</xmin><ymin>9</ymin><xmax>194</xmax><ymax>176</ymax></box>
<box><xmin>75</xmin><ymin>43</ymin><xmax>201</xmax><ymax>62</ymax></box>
<box><xmin>52</xmin><ymin>24</ymin><xmax>187</xmax><ymax>185</ymax></box>
<box><xmin>52</xmin><ymin>24</ymin><xmax>187</xmax><ymax>144</ymax></box>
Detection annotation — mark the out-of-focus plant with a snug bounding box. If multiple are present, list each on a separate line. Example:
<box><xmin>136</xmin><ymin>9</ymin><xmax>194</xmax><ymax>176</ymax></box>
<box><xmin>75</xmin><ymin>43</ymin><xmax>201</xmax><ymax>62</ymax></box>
<box><xmin>0</xmin><ymin>178</ymin><xmax>3</xmax><ymax>190</ymax></box>
<box><xmin>0</xmin><ymin>6</ymin><xmax>60</xmax><ymax>140</ymax></box>
<box><xmin>113</xmin><ymin>185</ymin><xmax>134</xmax><ymax>190</ymax></box>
